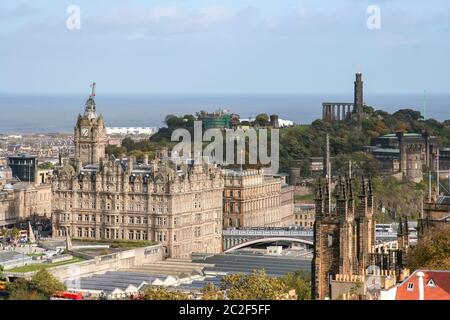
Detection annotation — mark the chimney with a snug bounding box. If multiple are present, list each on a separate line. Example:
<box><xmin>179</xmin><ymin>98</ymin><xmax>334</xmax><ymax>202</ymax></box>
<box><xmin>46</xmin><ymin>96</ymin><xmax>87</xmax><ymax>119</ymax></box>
<box><xmin>417</xmin><ymin>271</ymin><xmax>425</xmax><ymax>300</ymax></box>
<box><xmin>143</xmin><ymin>154</ymin><xmax>149</xmax><ymax>165</ymax></box>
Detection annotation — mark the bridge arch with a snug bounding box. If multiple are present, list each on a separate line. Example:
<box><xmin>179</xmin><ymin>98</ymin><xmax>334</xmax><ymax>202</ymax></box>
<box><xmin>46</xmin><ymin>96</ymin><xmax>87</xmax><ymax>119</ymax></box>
<box><xmin>224</xmin><ymin>237</ymin><xmax>314</xmax><ymax>253</ymax></box>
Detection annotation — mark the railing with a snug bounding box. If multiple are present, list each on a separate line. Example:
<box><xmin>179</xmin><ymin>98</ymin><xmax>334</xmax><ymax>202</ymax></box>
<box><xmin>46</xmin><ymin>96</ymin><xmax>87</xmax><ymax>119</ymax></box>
<box><xmin>223</xmin><ymin>228</ymin><xmax>418</xmax><ymax>240</ymax></box>
<box><xmin>223</xmin><ymin>229</ymin><xmax>313</xmax><ymax>237</ymax></box>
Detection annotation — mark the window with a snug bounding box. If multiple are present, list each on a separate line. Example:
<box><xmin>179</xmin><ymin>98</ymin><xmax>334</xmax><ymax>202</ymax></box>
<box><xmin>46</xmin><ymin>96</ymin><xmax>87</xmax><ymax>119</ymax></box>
<box><xmin>407</xmin><ymin>283</ymin><xmax>414</xmax><ymax>291</ymax></box>
<box><xmin>427</xmin><ymin>279</ymin><xmax>435</xmax><ymax>287</ymax></box>
<box><xmin>327</xmin><ymin>234</ymin><xmax>333</xmax><ymax>247</ymax></box>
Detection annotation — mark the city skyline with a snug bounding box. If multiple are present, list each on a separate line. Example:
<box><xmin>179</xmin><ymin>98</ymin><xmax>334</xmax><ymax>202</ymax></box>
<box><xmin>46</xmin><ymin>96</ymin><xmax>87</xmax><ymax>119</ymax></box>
<box><xmin>1</xmin><ymin>0</ymin><xmax>450</xmax><ymax>95</ymax></box>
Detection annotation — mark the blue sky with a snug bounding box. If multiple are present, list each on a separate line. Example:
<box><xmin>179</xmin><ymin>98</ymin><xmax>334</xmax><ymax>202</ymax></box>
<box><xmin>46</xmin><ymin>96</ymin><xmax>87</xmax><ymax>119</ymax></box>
<box><xmin>1</xmin><ymin>0</ymin><xmax>450</xmax><ymax>95</ymax></box>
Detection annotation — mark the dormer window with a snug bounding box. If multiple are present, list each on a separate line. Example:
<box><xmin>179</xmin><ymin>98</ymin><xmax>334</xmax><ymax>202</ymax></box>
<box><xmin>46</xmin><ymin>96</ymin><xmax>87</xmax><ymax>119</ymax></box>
<box><xmin>427</xmin><ymin>279</ymin><xmax>435</xmax><ymax>287</ymax></box>
<box><xmin>407</xmin><ymin>282</ymin><xmax>414</xmax><ymax>291</ymax></box>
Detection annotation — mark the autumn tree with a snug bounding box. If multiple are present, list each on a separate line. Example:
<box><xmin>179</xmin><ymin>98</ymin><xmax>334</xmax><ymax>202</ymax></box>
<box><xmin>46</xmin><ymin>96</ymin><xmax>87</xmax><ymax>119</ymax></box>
<box><xmin>280</xmin><ymin>271</ymin><xmax>311</xmax><ymax>300</ymax></box>
<box><xmin>220</xmin><ymin>270</ymin><xmax>289</xmax><ymax>300</ymax></box>
<box><xmin>201</xmin><ymin>283</ymin><xmax>224</xmax><ymax>300</ymax></box>
<box><xmin>408</xmin><ymin>229</ymin><xmax>450</xmax><ymax>270</ymax></box>
<box><xmin>143</xmin><ymin>287</ymin><xmax>189</xmax><ymax>300</ymax></box>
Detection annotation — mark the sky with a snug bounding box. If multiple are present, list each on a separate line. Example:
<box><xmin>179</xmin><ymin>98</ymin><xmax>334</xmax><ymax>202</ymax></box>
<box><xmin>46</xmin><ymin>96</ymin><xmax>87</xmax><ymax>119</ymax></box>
<box><xmin>1</xmin><ymin>0</ymin><xmax>450</xmax><ymax>95</ymax></box>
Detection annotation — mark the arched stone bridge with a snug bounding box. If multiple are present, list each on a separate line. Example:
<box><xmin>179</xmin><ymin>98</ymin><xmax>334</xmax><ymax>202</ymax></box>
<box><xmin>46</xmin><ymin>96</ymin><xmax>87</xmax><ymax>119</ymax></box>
<box><xmin>222</xmin><ymin>228</ymin><xmax>416</xmax><ymax>252</ymax></box>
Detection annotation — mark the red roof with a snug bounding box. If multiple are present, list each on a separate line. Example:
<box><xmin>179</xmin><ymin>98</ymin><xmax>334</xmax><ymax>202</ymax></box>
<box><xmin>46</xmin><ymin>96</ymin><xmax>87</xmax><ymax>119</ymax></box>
<box><xmin>396</xmin><ymin>270</ymin><xmax>450</xmax><ymax>300</ymax></box>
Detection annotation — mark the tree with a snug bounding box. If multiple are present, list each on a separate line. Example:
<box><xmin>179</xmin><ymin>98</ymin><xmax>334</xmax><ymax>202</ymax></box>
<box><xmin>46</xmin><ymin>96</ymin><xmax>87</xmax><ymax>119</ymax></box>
<box><xmin>143</xmin><ymin>287</ymin><xmax>189</xmax><ymax>300</ymax></box>
<box><xmin>7</xmin><ymin>279</ymin><xmax>46</xmax><ymax>300</ymax></box>
<box><xmin>280</xmin><ymin>271</ymin><xmax>311</xmax><ymax>300</ymax></box>
<box><xmin>10</xmin><ymin>228</ymin><xmax>20</xmax><ymax>239</ymax></box>
<box><xmin>38</xmin><ymin>162</ymin><xmax>55</xmax><ymax>170</ymax></box>
<box><xmin>255</xmin><ymin>114</ymin><xmax>269</xmax><ymax>127</ymax></box>
<box><xmin>6</xmin><ymin>270</ymin><xmax>65</xmax><ymax>300</ymax></box>
<box><xmin>30</xmin><ymin>269</ymin><xmax>66</xmax><ymax>298</ymax></box>
<box><xmin>105</xmin><ymin>145</ymin><xmax>127</xmax><ymax>158</ymax></box>
<box><xmin>121</xmin><ymin>137</ymin><xmax>136</xmax><ymax>152</ymax></box>
<box><xmin>408</xmin><ymin>229</ymin><xmax>450</xmax><ymax>270</ymax></box>
<box><xmin>220</xmin><ymin>270</ymin><xmax>290</xmax><ymax>300</ymax></box>
<box><xmin>201</xmin><ymin>283</ymin><xmax>224</xmax><ymax>300</ymax></box>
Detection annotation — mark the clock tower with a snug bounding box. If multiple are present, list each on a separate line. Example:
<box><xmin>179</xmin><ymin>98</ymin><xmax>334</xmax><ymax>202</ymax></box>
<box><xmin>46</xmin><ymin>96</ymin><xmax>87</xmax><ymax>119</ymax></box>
<box><xmin>74</xmin><ymin>83</ymin><xmax>107</xmax><ymax>165</ymax></box>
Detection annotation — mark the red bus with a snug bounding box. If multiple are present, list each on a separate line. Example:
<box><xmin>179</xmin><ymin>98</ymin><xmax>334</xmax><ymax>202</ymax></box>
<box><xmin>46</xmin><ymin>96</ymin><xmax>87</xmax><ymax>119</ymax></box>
<box><xmin>51</xmin><ymin>291</ymin><xmax>84</xmax><ymax>300</ymax></box>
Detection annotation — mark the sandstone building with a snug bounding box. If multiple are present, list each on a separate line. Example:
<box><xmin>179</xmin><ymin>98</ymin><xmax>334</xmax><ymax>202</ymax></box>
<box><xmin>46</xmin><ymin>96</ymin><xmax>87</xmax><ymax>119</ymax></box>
<box><xmin>51</xmin><ymin>90</ymin><xmax>224</xmax><ymax>259</ymax></box>
<box><xmin>0</xmin><ymin>182</ymin><xmax>52</xmax><ymax>228</ymax></box>
<box><xmin>312</xmin><ymin>176</ymin><xmax>376</xmax><ymax>300</ymax></box>
<box><xmin>222</xmin><ymin>169</ymin><xmax>282</xmax><ymax>228</ymax></box>
<box><xmin>312</xmin><ymin>176</ymin><xmax>411</xmax><ymax>300</ymax></box>
<box><xmin>294</xmin><ymin>203</ymin><xmax>315</xmax><ymax>228</ymax></box>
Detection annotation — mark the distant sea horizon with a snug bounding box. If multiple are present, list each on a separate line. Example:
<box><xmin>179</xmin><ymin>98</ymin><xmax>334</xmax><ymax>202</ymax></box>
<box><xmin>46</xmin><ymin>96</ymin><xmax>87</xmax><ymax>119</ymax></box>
<box><xmin>0</xmin><ymin>93</ymin><xmax>449</xmax><ymax>134</ymax></box>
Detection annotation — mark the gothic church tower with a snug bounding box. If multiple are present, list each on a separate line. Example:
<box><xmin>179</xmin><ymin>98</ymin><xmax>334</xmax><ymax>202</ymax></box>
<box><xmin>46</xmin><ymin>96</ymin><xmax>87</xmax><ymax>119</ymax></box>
<box><xmin>74</xmin><ymin>83</ymin><xmax>107</xmax><ymax>165</ymax></box>
<box><xmin>311</xmin><ymin>176</ymin><xmax>375</xmax><ymax>300</ymax></box>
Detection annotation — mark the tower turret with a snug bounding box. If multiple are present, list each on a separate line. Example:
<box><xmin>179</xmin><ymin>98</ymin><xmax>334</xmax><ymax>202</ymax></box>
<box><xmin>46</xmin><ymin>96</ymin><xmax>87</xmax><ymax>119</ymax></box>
<box><xmin>354</xmin><ymin>72</ymin><xmax>364</xmax><ymax>118</ymax></box>
<box><xmin>74</xmin><ymin>82</ymin><xmax>107</xmax><ymax>165</ymax></box>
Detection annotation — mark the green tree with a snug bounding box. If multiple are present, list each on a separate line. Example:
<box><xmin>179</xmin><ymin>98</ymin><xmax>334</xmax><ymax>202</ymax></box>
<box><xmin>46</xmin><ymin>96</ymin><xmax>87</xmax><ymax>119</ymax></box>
<box><xmin>105</xmin><ymin>145</ymin><xmax>127</xmax><ymax>158</ymax></box>
<box><xmin>30</xmin><ymin>269</ymin><xmax>66</xmax><ymax>298</ymax></box>
<box><xmin>255</xmin><ymin>113</ymin><xmax>269</xmax><ymax>127</ymax></box>
<box><xmin>10</xmin><ymin>228</ymin><xmax>20</xmax><ymax>239</ymax></box>
<box><xmin>7</xmin><ymin>270</ymin><xmax>65</xmax><ymax>300</ymax></box>
<box><xmin>7</xmin><ymin>279</ymin><xmax>46</xmax><ymax>300</ymax></box>
<box><xmin>121</xmin><ymin>137</ymin><xmax>136</xmax><ymax>152</ymax></box>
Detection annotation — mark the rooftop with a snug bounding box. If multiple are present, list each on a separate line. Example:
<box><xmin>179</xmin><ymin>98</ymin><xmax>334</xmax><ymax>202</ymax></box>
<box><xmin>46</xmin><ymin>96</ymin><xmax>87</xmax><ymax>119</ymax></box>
<box><xmin>192</xmin><ymin>252</ymin><xmax>311</xmax><ymax>277</ymax></box>
<box><xmin>395</xmin><ymin>270</ymin><xmax>450</xmax><ymax>300</ymax></box>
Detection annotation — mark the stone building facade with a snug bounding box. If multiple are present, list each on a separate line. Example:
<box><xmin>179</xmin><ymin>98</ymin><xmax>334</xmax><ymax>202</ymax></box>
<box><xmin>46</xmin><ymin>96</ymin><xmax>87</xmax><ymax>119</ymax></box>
<box><xmin>222</xmin><ymin>169</ymin><xmax>282</xmax><ymax>228</ymax></box>
<box><xmin>369</xmin><ymin>132</ymin><xmax>450</xmax><ymax>182</ymax></box>
<box><xmin>0</xmin><ymin>190</ymin><xmax>15</xmax><ymax>227</ymax></box>
<box><xmin>0</xmin><ymin>183</ymin><xmax>52</xmax><ymax>228</ymax></box>
<box><xmin>51</xmin><ymin>93</ymin><xmax>224</xmax><ymax>259</ymax></box>
<box><xmin>312</xmin><ymin>176</ymin><xmax>376</xmax><ymax>300</ymax></box>
<box><xmin>312</xmin><ymin>176</ymin><xmax>411</xmax><ymax>300</ymax></box>
<box><xmin>419</xmin><ymin>195</ymin><xmax>450</xmax><ymax>239</ymax></box>
<box><xmin>280</xmin><ymin>185</ymin><xmax>294</xmax><ymax>226</ymax></box>
<box><xmin>294</xmin><ymin>203</ymin><xmax>315</xmax><ymax>228</ymax></box>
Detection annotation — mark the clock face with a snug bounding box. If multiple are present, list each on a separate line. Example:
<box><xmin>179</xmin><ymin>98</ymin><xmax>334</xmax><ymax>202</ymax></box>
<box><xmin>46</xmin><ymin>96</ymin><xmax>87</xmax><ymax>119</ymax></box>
<box><xmin>81</xmin><ymin>128</ymin><xmax>89</xmax><ymax>137</ymax></box>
